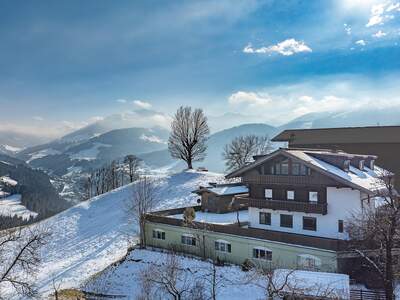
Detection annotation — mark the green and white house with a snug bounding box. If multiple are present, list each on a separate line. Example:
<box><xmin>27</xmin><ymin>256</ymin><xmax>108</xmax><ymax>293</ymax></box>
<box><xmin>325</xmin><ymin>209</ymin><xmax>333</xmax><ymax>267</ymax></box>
<box><xmin>145</xmin><ymin>148</ymin><xmax>389</xmax><ymax>273</ymax></box>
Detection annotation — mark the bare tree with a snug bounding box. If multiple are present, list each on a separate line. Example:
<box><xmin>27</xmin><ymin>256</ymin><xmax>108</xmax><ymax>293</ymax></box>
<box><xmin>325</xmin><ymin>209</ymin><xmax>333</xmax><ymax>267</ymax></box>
<box><xmin>346</xmin><ymin>170</ymin><xmax>399</xmax><ymax>300</ymax></box>
<box><xmin>126</xmin><ymin>176</ymin><xmax>158</xmax><ymax>248</ymax></box>
<box><xmin>0</xmin><ymin>227</ymin><xmax>48</xmax><ymax>299</ymax></box>
<box><xmin>168</xmin><ymin>106</ymin><xmax>210</xmax><ymax>169</ymax></box>
<box><xmin>223</xmin><ymin>134</ymin><xmax>273</xmax><ymax>172</ymax></box>
<box><xmin>124</xmin><ymin>154</ymin><xmax>141</xmax><ymax>183</ymax></box>
<box><xmin>139</xmin><ymin>252</ymin><xmax>203</xmax><ymax>300</ymax></box>
<box><xmin>245</xmin><ymin>263</ymin><xmax>342</xmax><ymax>300</ymax></box>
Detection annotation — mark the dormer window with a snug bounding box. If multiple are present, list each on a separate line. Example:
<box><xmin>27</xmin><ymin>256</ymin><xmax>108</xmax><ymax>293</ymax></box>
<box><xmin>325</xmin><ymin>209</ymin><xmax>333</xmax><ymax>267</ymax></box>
<box><xmin>370</xmin><ymin>160</ymin><xmax>375</xmax><ymax>170</ymax></box>
<box><xmin>359</xmin><ymin>160</ymin><xmax>364</xmax><ymax>170</ymax></box>
<box><xmin>344</xmin><ymin>160</ymin><xmax>350</xmax><ymax>172</ymax></box>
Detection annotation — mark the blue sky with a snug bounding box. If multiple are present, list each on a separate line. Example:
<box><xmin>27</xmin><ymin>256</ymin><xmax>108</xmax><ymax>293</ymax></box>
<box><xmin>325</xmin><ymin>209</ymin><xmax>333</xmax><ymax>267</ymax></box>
<box><xmin>1</xmin><ymin>0</ymin><xmax>400</xmax><ymax>138</ymax></box>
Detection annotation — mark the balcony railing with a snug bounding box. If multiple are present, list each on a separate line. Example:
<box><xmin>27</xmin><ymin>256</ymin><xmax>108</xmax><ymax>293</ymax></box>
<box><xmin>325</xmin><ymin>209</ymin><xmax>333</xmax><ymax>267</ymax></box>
<box><xmin>246</xmin><ymin>197</ymin><xmax>328</xmax><ymax>215</ymax></box>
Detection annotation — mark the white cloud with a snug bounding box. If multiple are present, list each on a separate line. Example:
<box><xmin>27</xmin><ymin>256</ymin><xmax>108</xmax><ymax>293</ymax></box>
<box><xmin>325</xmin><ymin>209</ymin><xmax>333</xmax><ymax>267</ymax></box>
<box><xmin>33</xmin><ymin>116</ymin><xmax>44</xmax><ymax>121</ymax></box>
<box><xmin>133</xmin><ymin>100</ymin><xmax>152</xmax><ymax>109</ymax></box>
<box><xmin>140</xmin><ymin>134</ymin><xmax>166</xmax><ymax>144</ymax></box>
<box><xmin>344</xmin><ymin>23</ymin><xmax>352</xmax><ymax>35</ymax></box>
<box><xmin>116</xmin><ymin>99</ymin><xmax>127</xmax><ymax>103</ymax></box>
<box><xmin>373</xmin><ymin>30</ymin><xmax>387</xmax><ymax>37</ymax></box>
<box><xmin>243</xmin><ymin>39</ymin><xmax>312</xmax><ymax>56</ymax></box>
<box><xmin>355</xmin><ymin>39</ymin><xmax>367</xmax><ymax>46</ymax></box>
<box><xmin>228</xmin><ymin>91</ymin><xmax>271</xmax><ymax>106</ymax></box>
<box><xmin>226</xmin><ymin>74</ymin><xmax>400</xmax><ymax>125</ymax></box>
<box><xmin>366</xmin><ymin>2</ymin><xmax>400</xmax><ymax>27</ymax></box>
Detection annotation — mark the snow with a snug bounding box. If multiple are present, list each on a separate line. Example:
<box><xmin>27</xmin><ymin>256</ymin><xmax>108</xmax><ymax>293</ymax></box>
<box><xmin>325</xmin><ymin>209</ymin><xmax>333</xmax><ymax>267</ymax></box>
<box><xmin>85</xmin><ymin>248</ymin><xmax>265</xmax><ymax>300</ymax></box>
<box><xmin>1</xmin><ymin>170</ymin><xmax>225</xmax><ymax>299</ymax></box>
<box><xmin>85</xmin><ymin>249</ymin><xmax>350</xmax><ymax>300</ymax></box>
<box><xmin>27</xmin><ymin>148</ymin><xmax>61</xmax><ymax>163</ymax></box>
<box><xmin>0</xmin><ymin>176</ymin><xmax>18</xmax><ymax>186</ymax></box>
<box><xmin>70</xmin><ymin>142</ymin><xmax>111</xmax><ymax>161</ymax></box>
<box><xmin>208</xmin><ymin>185</ymin><xmax>248</xmax><ymax>196</ymax></box>
<box><xmin>273</xmin><ymin>269</ymin><xmax>350</xmax><ymax>299</ymax></box>
<box><xmin>3</xmin><ymin>144</ymin><xmax>22</xmax><ymax>152</ymax></box>
<box><xmin>287</xmin><ymin>150</ymin><xmax>386</xmax><ymax>192</ymax></box>
<box><xmin>0</xmin><ymin>194</ymin><xmax>38</xmax><ymax>220</ymax></box>
<box><xmin>169</xmin><ymin>210</ymin><xmax>249</xmax><ymax>225</ymax></box>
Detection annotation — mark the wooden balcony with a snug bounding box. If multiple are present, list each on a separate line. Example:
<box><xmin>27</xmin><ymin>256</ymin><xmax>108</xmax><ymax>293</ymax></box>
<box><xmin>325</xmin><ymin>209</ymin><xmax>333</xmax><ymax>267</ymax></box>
<box><xmin>247</xmin><ymin>197</ymin><xmax>328</xmax><ymax>215</ymax></box>
<box><xmin>242</xmin><ymin>174</ymin><xmax>332</xmax><ymax>186</ymax></box>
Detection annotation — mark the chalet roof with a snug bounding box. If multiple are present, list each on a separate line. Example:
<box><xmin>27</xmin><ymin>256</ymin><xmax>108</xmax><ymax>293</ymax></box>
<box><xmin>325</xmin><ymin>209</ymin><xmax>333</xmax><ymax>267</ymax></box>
<box><xmin>272</xmin><ymin>126</ymin><xmax>400</xmax><ymax>144</ymax></box>
<box><xmin>225</xmin><ymin>148</ymin><xmax>389</xmax><ymax>194</ymax></box>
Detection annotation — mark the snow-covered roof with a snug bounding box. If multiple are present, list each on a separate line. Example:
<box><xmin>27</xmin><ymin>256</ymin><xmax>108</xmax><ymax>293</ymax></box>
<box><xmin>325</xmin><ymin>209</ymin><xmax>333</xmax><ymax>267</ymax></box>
<box><xmin>194</xmin><ymin>184</ymin><xmax>248</xmax><ymax>196</ymax></box>
<box><xmin>209</xmin><ymin>185</ymin><xmax>248</xmax><ymax>196</ymax></box>
<box><xmin>286</xmin><ymin>149</ymin><xmax>387</xmax><ymax>193</ymax></box>
<box><xmin>273</xmin><ymin>269</ymin><xmax>350</xmax><ymax>299</ymax></box>
<box><xmin>226</xmin><ymin>148</ymin><xmax>389</xmax><ymax>194</ymax></box>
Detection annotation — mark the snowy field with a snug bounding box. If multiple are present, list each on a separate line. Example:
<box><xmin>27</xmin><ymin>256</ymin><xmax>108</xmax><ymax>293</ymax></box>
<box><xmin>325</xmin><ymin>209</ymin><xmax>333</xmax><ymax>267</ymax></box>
<box><xmin>1</xmin><ymin>170</ymin><xmax>225</xmax><ymax>299</ymax></box>
<box><xmin>0</xmin><ymin>194</ymin><xmax>38</xmax><ymax>220</ymax></box>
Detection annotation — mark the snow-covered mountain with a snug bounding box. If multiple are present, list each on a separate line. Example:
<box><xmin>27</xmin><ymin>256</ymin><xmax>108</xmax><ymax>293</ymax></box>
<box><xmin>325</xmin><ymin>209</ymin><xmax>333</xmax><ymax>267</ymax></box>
<box><xmin>1</xmin><ymin>170</ymin><xmax>225</xmax><ymax>299</ymax></box>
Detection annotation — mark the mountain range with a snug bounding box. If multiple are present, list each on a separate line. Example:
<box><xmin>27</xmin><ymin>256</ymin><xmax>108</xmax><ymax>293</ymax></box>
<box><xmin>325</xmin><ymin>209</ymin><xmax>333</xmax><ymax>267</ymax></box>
<box><xmin>2</xmin><ymin>107</ymin><xmax>400</xmax><ymax>204</ymax></box>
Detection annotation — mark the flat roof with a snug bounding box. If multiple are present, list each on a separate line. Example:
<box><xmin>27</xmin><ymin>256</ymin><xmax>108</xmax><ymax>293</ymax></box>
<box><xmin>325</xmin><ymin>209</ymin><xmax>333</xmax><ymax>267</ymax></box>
<box><xmin>272</xmin><ymin>126</ymin><xmax>400</xmax><ymax>144</ymax></box>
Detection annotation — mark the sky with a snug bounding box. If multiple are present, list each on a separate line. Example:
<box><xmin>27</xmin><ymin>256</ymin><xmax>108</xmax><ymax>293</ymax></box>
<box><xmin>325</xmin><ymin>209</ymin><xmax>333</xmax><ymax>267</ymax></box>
<box><xmin>1</xmin><ymin>0</ymin><xmax>400</xmax><ymax>140</ymax></box>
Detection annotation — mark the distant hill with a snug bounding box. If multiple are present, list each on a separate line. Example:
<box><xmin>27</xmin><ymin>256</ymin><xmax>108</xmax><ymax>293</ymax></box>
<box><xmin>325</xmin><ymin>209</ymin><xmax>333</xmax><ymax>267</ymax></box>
<box><xmin>140</xmin><ymin>123</ymin><xmax>278</xmax><ymax>173</ymax></box>
<box><xmin>0</xmin><ymin>154</ymin><xmax>69</xmax><ymax>229</ymax></box>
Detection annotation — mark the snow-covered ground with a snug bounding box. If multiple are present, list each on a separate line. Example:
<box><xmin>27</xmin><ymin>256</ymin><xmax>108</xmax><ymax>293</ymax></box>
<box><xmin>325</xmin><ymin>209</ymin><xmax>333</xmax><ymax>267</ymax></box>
<box><xmin>85</xmin><ymin>248</ymin><xmax>265</xmax><ymax>300</ymax></box>
<box><xmin>85</xmin><ymin>249</ymin><xmax>349</xmax><ymax>300</ymax></box>
<box><xmin>169</xmin><ymin>210</ymin><xmax>249</xmax><ymax>225</ymax></box>
<box><xmin>0</xmin><ymin>194</ymin><xmax>38</xmax><ymax>220</ymax></box>
<box><xmin>0</xmin><ymin>175</ymin><xmax>18</xmax><ymax>186</ymax></box>
<box><xmin>1</xmin><ymin>170</ymin><xmax>225</xmax><ymax>299</ymax></box>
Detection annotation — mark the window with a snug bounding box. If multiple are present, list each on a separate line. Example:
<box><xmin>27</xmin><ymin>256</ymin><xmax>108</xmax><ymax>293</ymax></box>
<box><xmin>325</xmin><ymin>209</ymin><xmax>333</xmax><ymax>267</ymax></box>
<box><xmin>292</xmin><ymin>163</ymin><xmax>300</xmax><ymax>175</ymax></box>
<box><xmin>259</xmin><ymin>212</ymin><xmax>271</xmax><ymax>225</ymax></box>
<box><xmin>253</xmin><ymin>247</ymin><xmax>272</xmax><ymax>261</ymax></box>
<box><xmin>303</xmin><ymin>217</ymin><xmax>317</xmax><ymax>231</ymax></box>
<box><xmin>215</xmin><ymin>240</ymin><xmax>231</xmax><ymax>253</ymax></box>
<box><xmin>300</xmin><ymin>164</ymin><xmax>310</xmax><ymax>176</ymax></box>
<box><xmin>344</xmin><ymin>160</ymin><xmax>350</xmax><ymax>172</ymax></box>
<box><xmin>338</xmin><ymin>220</ymin><xmax>344</xmax><ymax>233</ymax></box>
<box><xmin>280</xmin><ymin>214</ymin><xmax>293</xmax><ymax>228</ymax></box>
<box><xmin>297</xmin><ymin>254</ymin><xmax>321</xmax><ymax>270</ymax></box>
<box><xmin>309</xmin><ymin>191</ymin><xmax>318</xmax><ymax>203</ymax></box>
<box><xmin>264</xmin><ymin>189</ymin><xmax>273</xmax><ymax>199</ymax></box>
<box><xmin>359</xmin><ymin>160</ymin><xmax>364</xmax><ymax>170</ymax></box>
<box><xmin>287</xmin><ymin>190</ymin><xmax>295</xmax><ymax>200</ymax></box>
<box><xmin>152</xmin><ymin>229</ymin><xmax>166</xmax><ymax>240</ymax></box>
<box><xmin>280</xmin><ymin>159</ymin><xmax>289</xmax><ymax>175</ymax></box>
<box><xmin>181</xmin><ymin>234</ymin><xmax>196</xmax><ymax>246</ymax></box>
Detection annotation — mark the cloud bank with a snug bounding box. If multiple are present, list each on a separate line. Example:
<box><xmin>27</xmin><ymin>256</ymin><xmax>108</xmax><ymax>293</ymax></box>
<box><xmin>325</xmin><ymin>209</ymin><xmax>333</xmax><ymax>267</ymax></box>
<box><xmin>243</xmin><ymin>39</ymin><xmax>312</xmax><ymax>56</ymax></box>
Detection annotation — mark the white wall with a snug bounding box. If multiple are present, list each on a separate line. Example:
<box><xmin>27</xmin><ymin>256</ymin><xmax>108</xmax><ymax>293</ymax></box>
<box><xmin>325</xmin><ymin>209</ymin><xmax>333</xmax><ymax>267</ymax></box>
<box><xmin>249</xmin><ymin>187</ymin><xmax>362</xmax><ymax>240</ymax></box>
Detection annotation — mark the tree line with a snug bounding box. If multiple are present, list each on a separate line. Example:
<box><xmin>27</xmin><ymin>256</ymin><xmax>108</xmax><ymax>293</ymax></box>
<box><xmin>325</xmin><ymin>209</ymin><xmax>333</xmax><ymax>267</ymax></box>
<box><xmin>83</xmin><ymin>154</ymin><xmax>141</xmax><ymax>199</ymax></box>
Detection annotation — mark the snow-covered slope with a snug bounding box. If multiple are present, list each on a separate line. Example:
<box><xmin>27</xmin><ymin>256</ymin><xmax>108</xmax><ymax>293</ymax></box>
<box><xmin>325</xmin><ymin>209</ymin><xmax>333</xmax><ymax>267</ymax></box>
<box><xmin>2</xmin><ymin>170</ymin><xmax>224</xmax><ymax>298</ymax></box>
